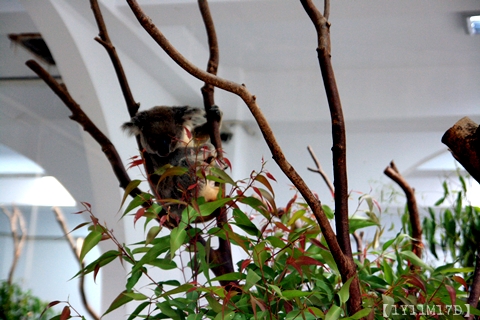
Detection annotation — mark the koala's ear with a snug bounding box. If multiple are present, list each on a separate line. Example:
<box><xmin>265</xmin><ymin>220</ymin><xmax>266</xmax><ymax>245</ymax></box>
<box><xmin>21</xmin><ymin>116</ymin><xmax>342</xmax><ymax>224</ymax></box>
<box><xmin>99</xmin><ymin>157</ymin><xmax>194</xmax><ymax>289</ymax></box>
<box><xmin>122</xmin><ymin>111</ymin><xmax>149</xmax><ymax>136</ymax></box>
<box><xmin>121</xmin><ymin>121</ymin><xmax>141</xmax><ymax>136</ymax></box>
<box><xmin>176</xmin><ymin>106</ymin><xmax>206</xmax><ymax>128</ymax></box>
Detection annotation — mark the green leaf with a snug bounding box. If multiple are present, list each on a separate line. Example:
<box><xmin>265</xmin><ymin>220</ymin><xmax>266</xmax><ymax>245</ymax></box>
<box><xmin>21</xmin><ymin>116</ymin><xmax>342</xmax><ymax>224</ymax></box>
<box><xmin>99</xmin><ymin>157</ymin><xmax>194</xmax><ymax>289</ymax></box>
<box><xmin>214</xmin><ymin>311</ymin><xmax>235</xmax><ymax>320</ymax></box>
<box><xmin>196</xmin><ymin>197</ymin><xmax>232</xmax><ymax>217</ymax></box>
<box><xmin>123</xmin><ymin>292</ymin><xmax>148</xmax><ymax>301</ymax></box>
<box><xmin>119</xmin><ymin>179</ymin><xmax>142</xmax><ymax>211</ymax></box>
<box><xmin>211</xmin><ymin>272</ymin><xmax>245</xmax><ymax>282</ymax></box>
<box><xmin>170</xmin><ymin>227</ymin><xmax>187</xmax><ymax>259</ymax></box>
<box><xmin>145</xmin><ymin>225</ymin><xmax>161</xmax><ymax>245</ymax></box>
<box><xmin>147</xmin><ymin>258</ymin><xmax>177</xmax><ymax>270</ymax></box>
<box><xmin>322</xmin><ymin>205</ymin><xmax>334</xmax><ymax>219</ymax></box>
<box><xmin>205</xmin><ymin>294</ymin><xmax>223</xmax><ymax>313</ymax></box>
<box><xmin>344</xmin><ymin>308</ymin><xmax>372</xmax><ymax>320</ymax></box>
<box><xmin>127</xmin><ymin>301</ymin><xmax>150</xmax><ymax>320</ymax></box>
<box><xmin>282</xmin><ymin>289</ymin><xmax>310</xmax><ymax>299</ymax></box>
<box><xmin>157</xmin><ymin>301</ymin><xmax>180</xmax><ymax>320</ymax></box>
<box><xmin>126</xmin><ymin>268</ymin><xmax>143</xmax><ymax>292</ymax></box>
<box><xmin>325</xmin><ymin>305</ymin><xmax>342</xmax><ymax>320</ymax></box>
<box><xmin>399</xmin><ymin>251</ymin><xmax>433</xmax><ymax>271</ymax></box>
<box><xmin>103</xmin><ymin>290</ymin><xmax>133</xmax><ymax>316</ymax></box>
<box><xmin>349</xmin><ymin>216</ymin><xmax>378</xmax><ymax>233</ymax></box>
<box><xmin>337</xmin><ymin>276</ymin><xmax>354</xmax><ymax>305</ymax></box>
<box><xmin>382</xmin><ymin>259</ymin><xmax>394</xmax><ymax>284</ymax></box>
<box><xmin>131</xmin><ymin>237</ymin><xmax>171</xmax><ymax>273</ymax></box>
<box><xmin>79</xmin><ymin>230</ymin><xmax>102</xmax><ymax>262</ymax></box>
<box><xmin>244</xmin><ymin>268</ymin><xmax>261</xmax><ymax>291</ymax></box>
<box><xmin>232</xmin><ymin>208</ymin><xmax>260</xmax><ymax>236</ymax></box>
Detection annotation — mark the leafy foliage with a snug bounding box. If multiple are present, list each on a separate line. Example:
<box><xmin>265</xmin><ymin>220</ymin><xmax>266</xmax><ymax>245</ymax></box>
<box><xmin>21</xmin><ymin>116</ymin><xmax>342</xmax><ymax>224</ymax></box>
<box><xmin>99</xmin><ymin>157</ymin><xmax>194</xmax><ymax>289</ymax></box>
<box><xmin>51</xmin><ymin>165</ymin><xmax>480</xmax><ymax>319</ymax></box>
<box><xmin>0</xmin><ymin>281</ymin><xmax>56</xmax><ymax>320</ymax></box>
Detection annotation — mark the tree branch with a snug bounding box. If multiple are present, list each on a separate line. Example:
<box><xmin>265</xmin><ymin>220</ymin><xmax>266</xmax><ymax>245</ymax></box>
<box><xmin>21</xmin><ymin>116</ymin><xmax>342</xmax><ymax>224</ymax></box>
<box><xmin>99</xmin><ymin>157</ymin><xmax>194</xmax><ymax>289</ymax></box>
<box><xmin>197</xmin><ymin>0</ymin><xmax>235</xmax><ymax>282</ymax></box>
<box><xmin>25</xmin><ymin>60</ymin><xmax>142</xmax><ymax>198</ymax></box>
<box><xmin>299</xmin><ymin>0</ymin><xmax>362</xmax><ymax>316</ymax></box>
<box><xmin>124</xmin><ymin>0</ymin><xmax>349</xmax><ymax>275</ymax></box>
<box><xmin>53</xmin><ymin>207</ymin><xmax>100</xmax><ymax>320</ymax></box>
<box><xmin>307</xmin><ymin>145</ymin><xmax>335</xmax><ymax>197</ymax></box>
<box><xmin>90</xmin><ymin>0</ymin><xmax>139</xmax><ymax>118</ymax></box>
<box><xmin>2</xmin><ymin>206</ymin><xmax>27</xmax><ymax>285</ymax></box>
<box><xmin>384</xmin><ymin>161</ymin><xmax>423</xmax><ymax>258</ymax></box>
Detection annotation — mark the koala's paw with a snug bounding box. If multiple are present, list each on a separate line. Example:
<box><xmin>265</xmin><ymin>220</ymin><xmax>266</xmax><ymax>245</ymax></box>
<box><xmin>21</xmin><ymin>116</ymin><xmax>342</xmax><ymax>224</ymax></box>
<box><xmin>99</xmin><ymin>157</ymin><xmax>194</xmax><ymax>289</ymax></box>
<box><xmin>207</xmin><ymin>105</ymin><xmax>223</xmax><ymax>122</ymax></box>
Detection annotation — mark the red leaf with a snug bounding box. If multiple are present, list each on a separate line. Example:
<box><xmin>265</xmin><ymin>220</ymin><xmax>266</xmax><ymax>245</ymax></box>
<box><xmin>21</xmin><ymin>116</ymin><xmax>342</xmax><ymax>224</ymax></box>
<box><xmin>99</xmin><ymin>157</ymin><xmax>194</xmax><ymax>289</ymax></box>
<box><xmin>452</xmin><ymin>275</ymin><xmax>468</xmax><ymax>291</ymax></box>
<box><xmin>252</xmin><ymin>187</ymin><xmax>263</xmax><ymax>200</ymax></box>
<box><xmin>286</xmin><ymin>257</ymin><xmax>302</xmax><ymax>275</ymax></box>
<box><xmin>134</xmin><ymin>207</ymin><xmax>146</xmax><ymax>226</ymax></box>
<box><xmin>445</xmin><ymin>284</ymin><xmax>456</xmax><ymax>306</ymax></box>
<box><xmin>127</xmin><ymin>159</ymin><xmax>144</xmax><ymax>169</ymax></box>
<box><xmin>404</xmin><ymin>274</ymin><xmax>426</xmax><ymax>293</ymax></box>
<box><xmin>310</xmin><ymin>238</ymin><xmax>328</xmax><ymax>250</ymax></box>
<box><xmin>284</xmin><ymin>194</ymin><xmax>297</xmax><ymax>214</ymax></box>
<box><xmin>184</xmin><ymin>126</ymin><xmax>192</xmax><ymax>140</ymax></box>
<box><xmin>265</xmin><ymin>171</ymin><xmax>276</xmax><ymax>181</ymax></box>
<box><xmin>296</xmin><ymin>255</ymin><xmax>324</xmax><ymax>267</ymax></box>
<box><xmin>274</xmin><ymin>221</ymin><xmax>291</xmax><ymax>233</ymax></box>
<box><xmin>60</xmin><ymin>306</ymin><xmax>71</xmax><ymax>320</ymax></box>
<box><xmin>222</xmin><ymin>157</ymin><xmax>232</xmax><ymax>170</ymax></box>
<box><xmin>240</xmin><ymin>259</ymin><xmax>252</xmax><ymax>272</ymax></box>
<box><xmin>187</xmin><ymin>182</ymin><xmax>198</xmax><ymax>191</ymax></box>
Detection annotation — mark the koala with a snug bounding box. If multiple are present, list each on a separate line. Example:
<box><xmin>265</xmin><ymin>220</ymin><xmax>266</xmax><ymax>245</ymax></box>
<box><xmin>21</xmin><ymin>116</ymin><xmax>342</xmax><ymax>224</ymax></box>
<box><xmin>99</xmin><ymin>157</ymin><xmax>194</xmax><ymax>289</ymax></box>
<box><xmin>122</xmin><ymin>105</ymin><xmax>223</xmax><ymax>221</ymax></box>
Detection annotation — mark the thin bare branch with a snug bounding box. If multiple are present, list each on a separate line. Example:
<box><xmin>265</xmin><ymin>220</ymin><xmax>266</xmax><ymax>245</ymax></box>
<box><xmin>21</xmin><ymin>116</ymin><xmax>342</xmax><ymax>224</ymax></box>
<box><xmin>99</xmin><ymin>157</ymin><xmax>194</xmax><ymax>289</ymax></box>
<box><xmin>352</xmin><ymin>231</ymin><xmax>365</xmax><ymax>264</ymax></box>
<box><xmin>307</xmin><ymin>145</ymin><xmax>334</xmax><ymax>196</ymax></box>
<box><xmin>90</xmin><ymin>0</ymin><xmax>139</xmax><ymax>118</ymax></box>
<box><xmin>384</xmin><ymin>161</ymin><xmax>423</xmax><ymax>258</ymax></box>
<box><xmin>2</xmin><ymin>206</ymin><xmax>27</xmax><ymax>285</ymax></box>
<box><xmin>125</xmin><ymin>0</ymin><xmax>348</xmax><ymax>273</ymax></box>
<box><xmin>53</xmin><ymin>207</ymin><xmax>100</xmax><ymax>320</ymax></box>
<box><xmin>25</xmin><ymin>60</ymin><xmax>142</xmax><ymax>199</ymax></box>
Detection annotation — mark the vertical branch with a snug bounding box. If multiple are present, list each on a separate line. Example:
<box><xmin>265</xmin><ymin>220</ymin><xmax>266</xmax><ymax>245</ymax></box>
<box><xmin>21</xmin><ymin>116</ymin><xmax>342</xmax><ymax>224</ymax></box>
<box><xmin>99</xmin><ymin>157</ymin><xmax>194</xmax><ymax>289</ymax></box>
<box><xmin>2</xmin><ymin>206</ymin><xmax>27</xmax><ymax>285</ymax></box>
<box><xmin>53</xmin><ymin>207</ymin><xmax>100</xmax><ymax>320</ymax></box>
<box><xmin>197</xmin><ymin>0</ymin><xmax>222</xmax><ymax>153</ymax></box>
<box><xmin>384</xmin><ymin>161</ymin><xmax>423</xmax><ymax>258</ymax></box>
<box><xmin>300</xmin><ymin>0</ymin><xmax>362</xmax><ymax>316</ymax></box>
<box><xmin>197</xmin><ymin>0</ymin><xmax>236</xmax><ymax>280</ymax></box>
<box><xmin>299</xmin><ymin>0</ymin><xmax>351</xmax><ymax>259</ymax></box>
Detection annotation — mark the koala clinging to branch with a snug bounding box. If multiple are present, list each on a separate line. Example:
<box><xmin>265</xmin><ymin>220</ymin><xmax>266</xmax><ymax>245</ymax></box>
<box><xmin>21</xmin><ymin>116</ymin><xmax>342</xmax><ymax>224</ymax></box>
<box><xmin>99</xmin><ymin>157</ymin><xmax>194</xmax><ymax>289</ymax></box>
<box><xmin>122</xmin><ymin>105</ymin><xmax>223</xmax><ymax>220</ymax></box>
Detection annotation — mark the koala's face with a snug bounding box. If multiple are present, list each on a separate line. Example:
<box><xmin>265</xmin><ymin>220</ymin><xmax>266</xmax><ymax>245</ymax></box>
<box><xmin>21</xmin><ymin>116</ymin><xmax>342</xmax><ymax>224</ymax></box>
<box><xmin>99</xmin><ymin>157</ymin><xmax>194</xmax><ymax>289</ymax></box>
<box><xmin>122</xmin><ymin>106</ymin><xmax>206</xmax><ymax>157</ymax></box>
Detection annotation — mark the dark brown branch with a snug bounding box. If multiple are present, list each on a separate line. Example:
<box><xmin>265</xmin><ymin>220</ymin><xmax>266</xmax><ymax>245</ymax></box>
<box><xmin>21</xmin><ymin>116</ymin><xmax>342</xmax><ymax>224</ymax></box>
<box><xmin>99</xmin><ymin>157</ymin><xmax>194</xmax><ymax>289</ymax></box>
<box><xmin>384</xmin><ymin>161</ymin><xmax>423</xmax><ymax>258</ymax></box>
<box><xmin>197</xmin><ymin>0</ymin><xmax>223</xmax><ymax>154</ymax></box>
<box><xmin>299</xmin><ymin>0</ymin><xmax>350</xmax><ymax>259</ymax></box>
<box><xmin>125</xmin><ymin>0</ymin><xmax>349</xmax><ymax>277</ymax></box>
<box><xmin>197</xmin><ymin>0</ymin><xmax>235</xmax><ymax>282</ymax></box>
<box><xmin>90</xmin><ymin>0</ymin><xmax>139</xmax><ymax>118</ymax></box>
<box><xmin>352</xmin><ymin>231</ymin><xmax>364</xmax><ymax>264</ymax></box>
<box><xmin>299</xmin><ymin>0</ymin><xmax>361</xmax><ymax>316</ymax></box>
<box><xmin>53</xmin><ymin>207</ymin><xmax>100</xmax><ymax>320</ymax></box>
<box><xmin>25</xmin><ymin>60</ymin><xmax>142</xmax><ymax>198</ymax></box>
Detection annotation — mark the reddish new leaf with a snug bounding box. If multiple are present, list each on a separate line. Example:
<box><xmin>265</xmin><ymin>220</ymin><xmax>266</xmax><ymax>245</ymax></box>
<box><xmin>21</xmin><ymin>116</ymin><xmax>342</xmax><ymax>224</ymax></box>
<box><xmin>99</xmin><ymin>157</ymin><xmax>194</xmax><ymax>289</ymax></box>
<box><xmin>310</xmin><ymin>238</ymin><xmax>328</xmax><ymax>250</ymax></box>
<box><xmin>452</xmin><ymin>275</ymin><xmax>468</xmax><ymax>291</ymax></box>
<box><xmin>445</xmin><ymin>284</ymin><xmax>456</xmax><ymax>306</ymax></box>
<box><xmin>296</xmin><ymin>255</ymin><xmax>324</xmax><ymax>267</ymax></box>
<box><xmin>133</xmin><ymin>207</ymin><xmax>146</xmax><ymax>226</ymax></box>
<box><xmin>240</xmin><ymin>259</ymin><xmax>252</xmax><ymax>272</ymax></box>
<box><xmin>265</xmin><ymin>171</ymin><xmax>276</xmax><ymax>181</ymax></box>
<box><xmin>274</xmin><ymin>221</ymin><xmax>291</xmax><ymax>233</ymax></box>
<box><xmin>60</xmin><ymin>306</ymin><xmax>71</xmax><ymax>320</ymax></box>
